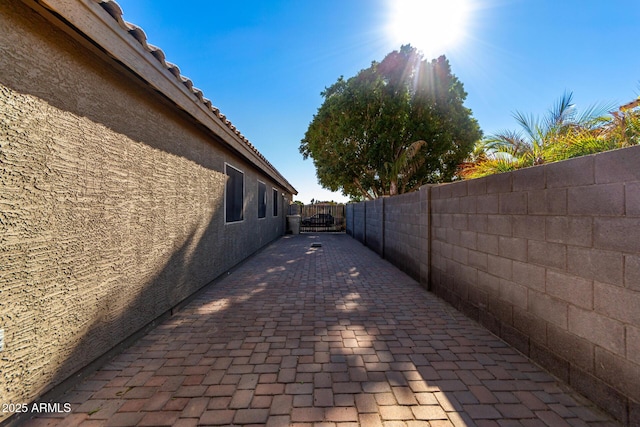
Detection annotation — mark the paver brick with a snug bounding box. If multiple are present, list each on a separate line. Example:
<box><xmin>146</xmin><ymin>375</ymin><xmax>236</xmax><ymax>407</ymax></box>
<box><xmin>27</xmin><ymin>235</ymin><xmax>619</xmax><ymax>427</ymax></box>
<box><xmin>233</xmin><ymin>409</ymin><xmax>269</xmax><ymax>424</ymax></box>
<box><xmin>379</xmin><ymin>405</ymin><xmax>414</xmax><ymax>420</ymax></box>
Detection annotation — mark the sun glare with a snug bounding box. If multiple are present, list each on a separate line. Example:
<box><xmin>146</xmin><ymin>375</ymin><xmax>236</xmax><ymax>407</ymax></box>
<box><xmin>387</xmin><ymin>0</ymin><xmax>472</xmax><ymax>58</ymax></box>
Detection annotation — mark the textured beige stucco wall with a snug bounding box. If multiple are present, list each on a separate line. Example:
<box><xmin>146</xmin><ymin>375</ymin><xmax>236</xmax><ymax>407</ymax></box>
<box><xmin>0</xmin><ymin>1</ymin><xmax>287</xmax><ymax>417</ymax></box>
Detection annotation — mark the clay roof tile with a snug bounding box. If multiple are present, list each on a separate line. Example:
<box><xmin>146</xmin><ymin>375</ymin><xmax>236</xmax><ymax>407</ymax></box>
<box><xmin>93</xmin><ymin>1</ymin><xmax>289</xmax><ymax>185</ymax></box>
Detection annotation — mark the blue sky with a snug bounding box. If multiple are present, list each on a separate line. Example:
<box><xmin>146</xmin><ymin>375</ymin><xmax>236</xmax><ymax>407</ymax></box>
<box><xmin>112</xmin><ymin>0</ymin><xmax>640</xmax><ymax>203</ymax></box>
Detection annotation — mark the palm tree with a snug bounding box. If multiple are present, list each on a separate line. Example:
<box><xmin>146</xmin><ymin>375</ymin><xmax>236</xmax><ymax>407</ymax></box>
<box><xmin>462</xmin><ymin>92</ymin><xmax>614</xmax><ymax>179</ymax></box>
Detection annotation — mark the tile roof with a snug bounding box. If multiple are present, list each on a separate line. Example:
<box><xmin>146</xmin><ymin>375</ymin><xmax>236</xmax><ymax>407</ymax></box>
<box><xmin>93</xmin><ymin>0</ymin><xmax>295</xmax><ymax>193</ymax></box>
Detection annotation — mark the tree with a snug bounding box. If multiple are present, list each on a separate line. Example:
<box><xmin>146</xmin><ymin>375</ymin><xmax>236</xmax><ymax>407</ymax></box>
<box><xmin>460</xmin><ymin>92</ymin><xmax>639</xmax><ymax>179</ymax></box>
<box><xmin>299</xmin><ymin>45</ymin><xmax>482</xmax><ymax>200</ymax></box>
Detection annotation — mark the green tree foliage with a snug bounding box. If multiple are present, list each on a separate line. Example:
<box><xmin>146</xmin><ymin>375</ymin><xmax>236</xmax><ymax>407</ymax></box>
<box><xmin>461</xmin><ymin>92</ymin><xmax>640</xmax><ymax>179</ymax></box>
<box><xmin>299</xmin><ymin>45</ymin><xmax>482</xmax><ymax>200</ymax></box>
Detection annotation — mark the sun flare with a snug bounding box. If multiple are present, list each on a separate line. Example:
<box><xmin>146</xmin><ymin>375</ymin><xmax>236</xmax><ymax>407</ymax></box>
<box><xmin>386</xmin><ymin>0</ymin><xmax>472</xmax><ymax>58</ymax></box>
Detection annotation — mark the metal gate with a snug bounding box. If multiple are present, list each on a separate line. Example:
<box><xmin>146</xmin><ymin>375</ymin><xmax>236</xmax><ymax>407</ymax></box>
<box><xmin>288</xmin><ymin>203</ymin><xmax>346</xmax><ymax>232</ymax></box>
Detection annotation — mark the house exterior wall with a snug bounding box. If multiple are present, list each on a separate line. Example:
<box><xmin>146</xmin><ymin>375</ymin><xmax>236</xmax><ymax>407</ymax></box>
<box><xmin>346</xmin><ymin>145</ymin><xmax>640</xmax><ymax>425</ymax></box>
<box><xmin>0</xmin><ymin>0</ymin><xmax>292</xmax><ymax>417</ymax></box>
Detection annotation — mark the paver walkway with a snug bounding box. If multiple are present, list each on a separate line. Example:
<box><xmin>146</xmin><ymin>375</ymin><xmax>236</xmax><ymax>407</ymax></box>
<box><xmin>26</xmin><ymin>234</ymin><xmax>617</xmax><ymax>427</ymax></box>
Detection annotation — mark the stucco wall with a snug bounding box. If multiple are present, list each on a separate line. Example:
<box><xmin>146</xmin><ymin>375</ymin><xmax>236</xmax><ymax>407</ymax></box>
<box><xmin>346</xmin><ymin>146</ymin><xmax>640</xmax><ymax>425</ymax></box>
<box><xmin>0</xmin><ymin>0</ymin><xmax>289</xmax><ymax>417</ymax></box>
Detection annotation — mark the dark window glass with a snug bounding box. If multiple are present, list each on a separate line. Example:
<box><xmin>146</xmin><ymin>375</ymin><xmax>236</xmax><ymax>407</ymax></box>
<box><xmin>258</xmin><ymin>181</ymin><xmax>267</xmax><ymax>218</ymax></box>
<box><xmin>225</xmin><ymin>164</ymin><xmax>244</xmax><ymax>222</ymax></box>
<box><xmin>272</xmin><ymin>188</ymin><xmax>279</xmax><ymax>216</ymax></box>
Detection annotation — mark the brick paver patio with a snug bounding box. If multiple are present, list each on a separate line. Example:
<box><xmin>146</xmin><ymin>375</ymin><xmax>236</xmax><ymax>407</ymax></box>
<box><xmin>26</xmin><ymin>233</ymin><xmax>618</xmax><ymax>426</ymax></box>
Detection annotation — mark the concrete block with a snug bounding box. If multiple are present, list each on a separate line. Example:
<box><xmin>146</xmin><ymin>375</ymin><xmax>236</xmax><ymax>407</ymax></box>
<box><xmin>568</xmin><ymin>366</ymin><xmax>630</xmax><ymax>426</ymax></box>
<box><xmin>477</xmin><ymin>233</ymin><xmax>499</xmax><ymax>255</ymax></box>
<box><xmin>501</xmin><ymin>323</ymin><xmax>530</xmax><ymax>355</ymax></box>
<box><xmin>498</xmin><ymin>236</ymin><xmax>528</xmax><ymax>262</ymax></box>
<box><xmin>499</xmin><ymin>192</ymin><xmax>527</xmax><ymax>215</ymax></box>
<box><xmin>445</xmin><ymin>228</ymin><xmax>461</xmax><ymax>245</ymax></box>
<box><xmin>631</xmin><ymin>402</ymin><xmax>640</xmax><ymax>427</ymax></box>
<box><xmin>546</xmin><ymin>270</ymin><xmax>593</xmax><ymax>310</ymax></box>
<box><xmin>546</xmin><ymin>155</ymin><xmax>594</xmax><ymax>188</ymax></box>
<box><xmin>594</xmin><ymin>347</ymin><xmax>640</xmax><ymax>403</ymax></box>
<box><xmin>444</xmin><ymin>197</ymin><xmax>460</xmax><ymax>213</ymax></box>
<box><xmin>456</xmin><ymin>263</ymin><xmax>478</xmax><ymax>288</ymax></box>
<box><xmin>452</xmin><ymin>273</ymin><xmax>470</xmax><ymax>299</ymax></box>
<box><xmin>431</xmin><ymin>212</ymin><xmax>443</xmax><ymax>228</ymax></box>
<box><xmin>488</xmin><ymin>294</ymin><xmax>514</xmax><ymax>324</ymax></box>
<box><xmin>513</xmin><ymin>215</ymin><xmax>545</xmax><ymax>241</ymax></box>
<box><xmin>594</xmin><ymin>217</ymin><xmax>640</xmax><ymax>253</ymax></box>
<box><xmin>527</xmin><ymin>240</ymin><xmax>566</xmax><ymax>270</ymax></box>
<box><xmin>449</xmin><ymin>180</ymin><xmax>468</xmax><ymax>198</ymax></box>
<box><xmin>487</xmin><ymin>214</ymin><xmax>512</xmax><ymax>236</ymax></box>
<box><xmin>530</xmin><ymin>342</ymin><xmax>569</xmax><ymax>382</ymax></box>
<box><xmin>453</xmin><ymin>214</ymin><xmax>468</xmax><ymax>230</ymax></box>
<box><xmin>459</xmin><ymin>196</ymin><xmax>477</xmax><ymax>213</ymax></box>
<box><xmin>468</xmin><ymin>285</ymin><xmax>489</xmax><ymax>310</ymax></box>
<box><xmin>479</xmin><ymin>310</ymin><xmax>502</xmax><ymax>336</ymax></box>
<box><xmin>594</xmin><ymin>281</ymin><xmax>640</xmax><ymax>325</ymax></box>
<box><xmin>512</xmin><ymin>165</ymin><xmax>545</xmax><ymax>191</ymax></box>
<box><xmin>595</xmin><ymin>145</ymin><xmax>640</xmax><ymax>184</ymax></box>
<box><xmin>513</xmin><ymin>306</ymin><xmax>546</xmax><ymax>345</ymax></box>
<box><xmin>568</xmin><ymin>183</ymin><xmax>625</xmax><ymax>216</ymax></box>
<box><xmin>431</xmin><ymin>253</ymin><xmax>446</xmax><ymax>272</ymax></box>
<box><xmin>487</xmin><ymin>254</ymin><xmax>512</xmax><ymax>280</ymax></box>
<box><xmin>439</xmin><ymin>241</ymin><xmax>453</xmax><ymax>260</ymax></box>
<box><xmin>545</xmin><ymin>216</ymin><xmax>593</xmax><ymax>247</ymax></box>
<box><xmin>431</xmin><ymin>198</ymin><xmax>445</xmax><ymax>214</ymax></box>
<box><xmin>528</xmin><ymin>290</ymin><xmax>568</xmax><ymax>329</ymax></box>
<box><xmin>567</xmin><ymin>246</ymin><xmax>623</xmax><ymax>286</ymax></box>
<box><xmin>499</xmin><ymin>279</ymin><xmax>528</xmax><ymax>309</ymax></box>
<box><xmin>478</xmin><ymin>270</ymin><xmax>500</xmax><ymax>294</ymax></box>
<box><xmin>439</xmin><ymin>213</ymin><xmax>453</xmax><ymax>229</ymax></box>
<box><xmin>467</xmin><ymin>178</ymin><xmax>487</xmax><ymax>195</ymax></box>
<box><xmin>625</xmin><ymin>254</ymin><xmax>640</xmax><ymax>291</ymax></box>
<box><xmin>430</xmin><ymin>184</ymin><xmax>443</xmax><ymax>199</ymax></box>
<box><xmin>433</xmin><ymin>226</ymin><xmax>447</xmax><ymax>242</ymax></box>
<box><xmin>627</xmin><ymin>325</ymin><xmax>640</xmax><ymax>365</ymax></box>
<box><xmin>546</xmin><ymin>324</ymin><xmax>595</xmax><ymax>372</ymax></box>
<box><xmin>527</xmin><ymin>189</ymin><xmax>567</xmax><ymax>215</ymax></box>
<box><xmin>468</xmin><ymin>250</ymin><xmax>488</xmax><ymax>271</ymax></box>
<box><xmin>568</xmin><ymin>306</ymin><xmax>625</xmax><ymax>355</ymax></box>
<box><xmin>468</xmin><ymin>214</ymin><xmax>488</xmax><ymax>233</ymax></box>
<box><xmin>485</xmin><ymin>172</ymin><xmax>513</xmax><ymax>193</ymax></box>
<box><xmin>452</xmin><ymin>245</ymin><xmax>469</xmax><ymax>264</ymax></box>
<box><xmin>512</xmin><ymin>261</ymin><xmax>545</xmax><ymax>292</ymax></box>
<box><xmin>459</xmin><ymin>230</ymin><xmax>477</xmax><ymax>250</ymax></box>
<box><xmin>476</xmin><ymin>194</ymin><xmax>499</xmax><ymax>214</ymax></box>
<box><xmin>626</xmin><ymin>181</ymin><xmax>640</xmax><ymax>217</ymax></box>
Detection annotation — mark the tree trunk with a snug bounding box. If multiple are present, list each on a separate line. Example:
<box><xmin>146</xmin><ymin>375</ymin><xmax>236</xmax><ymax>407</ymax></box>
<box><xmin>389</xmin><ymin>180</ymin><xmax>398</xmax><ymax>196</ymax></box>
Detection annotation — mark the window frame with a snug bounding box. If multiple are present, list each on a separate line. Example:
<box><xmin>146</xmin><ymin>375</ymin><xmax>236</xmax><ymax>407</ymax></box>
<box><xmin>257</xmin><ymin>180</ymin><xmax>267</xmax><ymax>219</ymax></box>
<box><xmin>224</xmin><ymin>163</ymin><xmax>244</xmax><ymax>223</ymax></box>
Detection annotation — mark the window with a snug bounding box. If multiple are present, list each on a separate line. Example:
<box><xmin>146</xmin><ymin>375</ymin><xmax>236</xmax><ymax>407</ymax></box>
<box><xmin>225</xmin><ymin>163</ymin><xmax>244</xmax><ymax>222</ymax></box>
<box><xmin>272</xmin><ymin>188</ymin><xmax>279</xmax><ymax>216</ymax></box>
<box><xmin>258</xmin><ymin>181</ymin><xmax>267</xmax><ymax>219</ymax></box>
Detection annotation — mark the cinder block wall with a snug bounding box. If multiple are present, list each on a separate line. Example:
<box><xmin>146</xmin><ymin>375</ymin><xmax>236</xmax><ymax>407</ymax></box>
<box><xmin>347</xmin><ymin>146</ymin><xmax>640</xmax><ymax>424</ymax></box>
<box><xmin>364</xmin><ymin>198</ymin><xmax>384</xmax><ymax>255</ymax></box>
<box><xmin>348</xmin><ymin>190</ymin><xmax>430</xmax><ymax>285</ymax></box>
<box><xmin>384</xmin><ymin>191</ymin><xmax>428</xmax><ymax>282</ymax></box>
<box><xmin>0</xmin><ymin>1</ymin><xmax>288</xmax><ymax>417</ymax></box>
<box><xmin>352</xmin><ymin>203</ymin><xmax>366</xmax><ymax>243</ymax></box>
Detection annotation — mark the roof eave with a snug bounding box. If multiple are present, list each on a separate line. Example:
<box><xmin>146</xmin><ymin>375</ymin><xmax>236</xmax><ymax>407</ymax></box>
<box><xmin>23</xmin><ymin>0</ymin><xmax>297</xmax><ymax>195</ymax></box>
